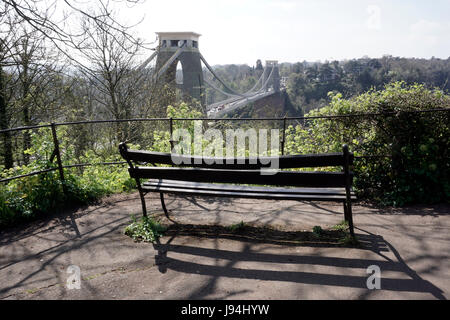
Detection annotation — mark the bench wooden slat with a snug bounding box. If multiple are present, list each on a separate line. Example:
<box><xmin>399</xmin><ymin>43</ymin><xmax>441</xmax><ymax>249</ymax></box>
<box><xmin>121</xmin><ymin>149</ymin><xmax>354</xmax><ymax>169</ymax></box>
<box><xmin>129</xmin><ymin>167</ymin><xmax>352</xmax><ymax>188</ymax></box>
<box><xmin>141</xmin><ymin>185</ymin><xmax>351</xmax><ymax>202</ymax></box>
<box><xmin>143</xmin><ymin>179</ymin><xmax>356</xmax><ymax>197</ymax></box>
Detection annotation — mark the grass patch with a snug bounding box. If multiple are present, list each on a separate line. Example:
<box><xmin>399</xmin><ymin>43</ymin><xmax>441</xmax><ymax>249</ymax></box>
<box><xmin>26</xmin><ymin>288</ymin><xmax>39</xmax><ymax>294</ymax></box>
<box><xmin>124</xmin><ymin>215</ymin><xmax>167</xmax><ymax>243</ymax></box>
<box><xmin>310</xmin><ymin>222</ymin><xmax>359</xmax><ymax>246</ymax></box>
<box><xmin>332</xmin><ymin>220</ymin><xmax>349</xmax><ymax>232</ymax></box>
<box><xmin>227</xmin><ymin>221</ymin><xmax>246</xmax><ymax>232</ymax></box>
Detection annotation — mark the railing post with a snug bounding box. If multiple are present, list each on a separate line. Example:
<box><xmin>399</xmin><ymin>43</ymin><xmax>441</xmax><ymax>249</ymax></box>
<box><xmin>169</xmin><ymin>117</ymin><xmax>174</xmax><ymax>151</ymax></box>
<box><xmin>50</xmin><ymin>123</ymin><xmax>67</xmax><ymax>195</ymax></box>
<box><xmin>342</xmin><ymin>144</ymin><xmax>355</xmax><ymax>238</ymax></box>
<box><xmin>281</xmin><ymin>116</ymin><xmax>286</xmax><ymax>155</ymax></box>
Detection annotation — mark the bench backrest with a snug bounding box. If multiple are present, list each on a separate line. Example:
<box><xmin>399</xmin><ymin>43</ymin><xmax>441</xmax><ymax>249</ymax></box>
<box><xmin>119</xmin><ymin>143</ymin><xmax>354</xmax><ymax>188</ymax></box>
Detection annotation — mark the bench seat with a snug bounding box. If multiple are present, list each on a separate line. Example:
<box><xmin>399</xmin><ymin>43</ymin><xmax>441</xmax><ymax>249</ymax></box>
<box><xmin>142</xmin><ymin>179</ymin><xmax>356</xmax><ymax>202</ymax></box>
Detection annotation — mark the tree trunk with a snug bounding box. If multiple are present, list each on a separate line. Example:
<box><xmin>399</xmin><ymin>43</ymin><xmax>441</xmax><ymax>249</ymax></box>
<box><xmin>0</xmin><ymin>67</ymin><xmax>13</xmax><ymax>169</ymax></box>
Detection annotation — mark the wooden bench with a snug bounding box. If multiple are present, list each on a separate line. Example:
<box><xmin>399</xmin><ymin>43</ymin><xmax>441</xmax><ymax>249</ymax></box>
<box><xmin>119</xmin><ymin>143</ymin><xmax>356</xmax><ymax>237</ymax></box>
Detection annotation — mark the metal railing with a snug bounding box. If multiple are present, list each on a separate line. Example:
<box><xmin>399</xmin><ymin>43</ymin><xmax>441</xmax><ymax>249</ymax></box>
<box><xmin>1</xmin><ymin>108</ymin><xmax>449</xmax><ymax>189</ymax></box>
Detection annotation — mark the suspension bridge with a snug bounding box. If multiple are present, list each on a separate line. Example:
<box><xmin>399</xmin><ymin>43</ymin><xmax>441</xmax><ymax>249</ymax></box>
<box><xmin>139</xmin><ymin>32</ymin><xmax>281</xmax><ymax>118</ymax></box>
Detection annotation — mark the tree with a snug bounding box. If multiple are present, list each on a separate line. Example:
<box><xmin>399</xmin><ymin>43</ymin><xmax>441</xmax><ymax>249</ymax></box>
<box><xmin>1</xmin><ymin>1</ymin><xmax>144</xmax><ymax>56</ymax></box>
<box><xmin>10</xmin><ymin>28</ymin><xmax>65</xmax><ymax>163</ymax></box>
<box><xmin>0</xmin><ymin>14</ymin><xmax>21</xmax><ymax>169</ymax></box>
<box><xmin>73</xmin><ymin>5</ymin><xmax>151</xmax><ymax>142</ymax></box>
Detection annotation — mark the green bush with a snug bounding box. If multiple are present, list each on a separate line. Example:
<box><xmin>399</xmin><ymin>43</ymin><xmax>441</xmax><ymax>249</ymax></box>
<box><xmin>285</xmin><ymin>81</ymin><xmax>450</xmax><ymax>205</ymax></box>
<box><xmin>0</xmin><ymin>125</ymin><xmax>135</xmax><ymax>228</ymax></box>
<box><xmin>312</xmin><ymin>225</ymin><xmax>323</xmax><ymax>236</ymax></box>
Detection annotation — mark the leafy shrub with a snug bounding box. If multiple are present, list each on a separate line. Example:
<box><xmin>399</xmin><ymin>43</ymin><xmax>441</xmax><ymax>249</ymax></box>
<box><xmin>124</xmin><ymin>215</ymin><xmax>167</xmax><ymax>242</ymax></box>
<box><xmin>148</xmin><ymin>103</ymin><xmax>203</xmax><ymax>153</ymax></box>
<box><xmin>285</xmin><ymin>81</ymin><xmax>450</xmax><ymax>205</ymax></box>
<box><xmin>332</xmin><ymin>220</ymin><xmax>349</xmax><ymax>232</ymax></box>
<box><xmin>312</xmin><ymin>225</ymin><xmax>323</xmax><ymax>236</ymax></box>
<box><xmin>0</xmin><ymin>125</ymin><xmax>135</xmax><ymax>228</ymax></box>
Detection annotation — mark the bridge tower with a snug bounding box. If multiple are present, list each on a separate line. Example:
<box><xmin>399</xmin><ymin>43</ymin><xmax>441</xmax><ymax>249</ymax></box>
<box><xmin>263</xmin><ymin>60</ymin><xmax>280</xmax><ymax>92</ymax></box>
<box><xmin>155</xmin><ymin>32</ymin><xmax>205</xmax><ymax>105</ymax></box>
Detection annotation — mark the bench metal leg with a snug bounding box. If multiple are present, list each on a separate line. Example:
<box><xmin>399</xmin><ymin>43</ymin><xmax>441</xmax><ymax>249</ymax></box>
<box><xmin>346</xmin><ymin>200</ymin><xmax>355</xmax><ymax>237</ymax></box>
<box><xmin>343</xmin><ymin>201</ymin><xmax>349</xmax><ymax>222</ymax></box>
<box><xmin>160</xmin><ymin>192</ymin><xmax>169</xmax><ymax>219</ymax></box>
<box><xmin>136</xmin><ymin>180</ymin><xmax>148</xmax><ymax>217</ymax></box>
<box><xmin>343</xmin><ymin>201</ymin><xmax>355</xmax><ymax>237</ymax></box>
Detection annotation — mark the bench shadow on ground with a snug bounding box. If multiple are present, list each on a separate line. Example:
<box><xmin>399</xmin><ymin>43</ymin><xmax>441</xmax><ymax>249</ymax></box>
<box><xmin>153</xmin><ymin>227</ymin><xmax>445</xmax><ymax>299</ymax></box>
<box><xmin>151</xmin><ymin>196</ymin><xmax>446</xmax><ymax>300</ymax></box>
<box><xmin>356</xmin><ymin>202</ymin><xmax>450</xmax><ymax>216</ymax></box>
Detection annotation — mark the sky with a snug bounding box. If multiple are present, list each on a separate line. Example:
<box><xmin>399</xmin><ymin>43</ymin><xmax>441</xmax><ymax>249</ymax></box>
<box><xmin>118</xmin><ymin>0</ymin><xmax>450</xmax><ymax>66</ymax></box>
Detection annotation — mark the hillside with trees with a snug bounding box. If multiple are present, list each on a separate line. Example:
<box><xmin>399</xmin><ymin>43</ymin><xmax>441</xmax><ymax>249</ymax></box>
<box><xmin>210</xmin><ymin>56</ymin><xmax>450</xmax><ymax>116</ymax></box>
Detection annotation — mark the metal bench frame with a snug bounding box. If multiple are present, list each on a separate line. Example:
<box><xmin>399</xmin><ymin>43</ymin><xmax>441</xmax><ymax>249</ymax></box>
<box><xmin>119</xmin><ymin>143</ymin><xmax>356</xmax><ymax>236</ymax></box>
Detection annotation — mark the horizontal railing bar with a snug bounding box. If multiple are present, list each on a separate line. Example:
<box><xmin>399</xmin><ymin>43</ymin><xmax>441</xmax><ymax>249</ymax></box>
<box><xmin>54</xmin><ymin>118</ymin><xmax>168</xmax><ymax>126</ymax></box>
<box><xmin>0</xmin><ymin>124</ymin><xmax>52</xmax><ymax>134</ymax></box>
<box><xmin>0</xmin><ymin>168</ymin><xmax>58</xmax><ymax>183</ymax></box>
<box><xmin>354</xmin><ymin>155</ymin><xmax>392</xmax><ymax>159</ymax></box>
<box><xmin>0</xmin><ymin>162</ymin><xmax>127</xmax><ymax>183</ymax></box>
<box><xmin>167</xmin><ymin>108</ymin><xmax>450</xmax><ymax>121</ymax></box>
<box><xmin>0</xmin><ymin>108</ymin><xmax>448</xmax><ymax>133</ymax></box>
<box><xmin>63</xmin><ymin>161</ymin><xmax>127</xmax><ymax>168</ymax></box>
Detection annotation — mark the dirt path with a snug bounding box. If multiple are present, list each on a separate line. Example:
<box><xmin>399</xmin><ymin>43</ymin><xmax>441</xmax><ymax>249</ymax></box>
<box><xmin>0</xmin><ymin>193</ymin><xmax>448</xmax><ymax>299</ymax></box>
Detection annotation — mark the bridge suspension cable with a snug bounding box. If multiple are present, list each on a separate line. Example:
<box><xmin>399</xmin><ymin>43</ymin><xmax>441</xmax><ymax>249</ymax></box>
<box><xmin>200</xmin><ymin>53</ymin><xmax>246</xmax><ymax>97</ymax></box>
<box><xmin>257</xmin><ymin>64</ymin><xmax>275</xmax><ymax>93</ymax></box>
<box><xmin>243</xmin><ymin>70</ymin><xmax>265</xmax><ymax>95</ymax></box>
<box><xmin>203</xmin><ymin>62</ymin><xmax>267</xmax><ymax>98</ymax></box>
<box><xmin>136</xmin><ymin>50</ymin><xmax>158</xmax><ymax>73</ymax></box>
<box><xmin>206</xmin><ymin>63</ymin><xmax>276</xmax><ymax>115</ymax></box>
<box><xmin>204</xmin><ymin>78</ymin><xmax>241</xmax><ymax>98</ymax></box>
